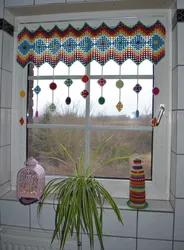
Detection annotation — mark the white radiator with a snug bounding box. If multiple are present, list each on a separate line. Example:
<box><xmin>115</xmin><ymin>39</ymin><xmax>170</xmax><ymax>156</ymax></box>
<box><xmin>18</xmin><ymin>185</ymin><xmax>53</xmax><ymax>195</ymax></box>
<box><xmin>0</xmin><ymin>228</ymin><xmax>78</xmax><ymax>250</ymax></box>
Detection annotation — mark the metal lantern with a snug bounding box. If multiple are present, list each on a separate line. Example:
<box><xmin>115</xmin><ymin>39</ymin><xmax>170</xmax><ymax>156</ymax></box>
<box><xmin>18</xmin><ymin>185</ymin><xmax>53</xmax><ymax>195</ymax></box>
<box><xmin>17</xmin><ymin>157</ymin><xmax>45</xmax><ymax>205</ymax></box>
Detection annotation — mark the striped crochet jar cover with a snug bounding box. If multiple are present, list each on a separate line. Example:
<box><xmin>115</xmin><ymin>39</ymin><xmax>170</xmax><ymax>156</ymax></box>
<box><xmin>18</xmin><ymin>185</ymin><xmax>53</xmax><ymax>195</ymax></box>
<box><xmin>127</xmin><ymin>158</ymin><xmax>148</xmax><ymax>209</ymax></box>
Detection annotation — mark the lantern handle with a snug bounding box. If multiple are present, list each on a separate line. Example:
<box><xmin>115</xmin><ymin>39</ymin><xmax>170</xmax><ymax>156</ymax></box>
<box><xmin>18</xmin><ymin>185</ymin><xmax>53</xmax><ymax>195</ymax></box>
<box><xmin>24</xmin><ymin>157</ymin><xmax>38</xmax><ymax>167</ymax></box>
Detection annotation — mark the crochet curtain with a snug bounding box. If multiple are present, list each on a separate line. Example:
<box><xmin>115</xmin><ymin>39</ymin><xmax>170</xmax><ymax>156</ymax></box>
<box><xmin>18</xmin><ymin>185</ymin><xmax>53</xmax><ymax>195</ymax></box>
<box><xmin>16</xmin><ymin>21</ymin><xmax>166</xmax><ymax>68</ymax></box>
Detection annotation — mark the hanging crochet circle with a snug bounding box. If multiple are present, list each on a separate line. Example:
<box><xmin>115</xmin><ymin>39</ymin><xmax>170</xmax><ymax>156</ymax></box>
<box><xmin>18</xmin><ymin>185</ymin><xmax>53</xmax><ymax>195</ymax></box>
<box><xmin>136</xmin><ymin>110</ymin><xmax>140</xmax><ymax>118</ymax></box>
<box><xmin>152</xmin><ymin>87</ymin><xmax>160</xmax><ymax>95</ymax></box>
<box><xmin>116</xmin><ymin>80</ymin><xmax>124</xmax><ymax>89</ymax></box>
<box><xmin>82</xmin><ymin>75</ymin><xmax>89</xmax><ymax>83</ymax></box>
<box><xmin>65</xmin><ymin>97</ymin><xmax>71</xmax><ymax>105</ymax></box>
<box><xmin>98</xmin><ymin>97</ymin><xmax>105</xmax><ymax>105</ymax></box>
<box><xmin>20</xmin><ymin>90</ymin><xmax>26</xmax><ymax>98</ymax></box>
<box><xmin>49</xmin><ymin>103</ymin><xmax>56</xmax><ymax>112</ymax></box>
<box><xmin>50</xmin><ymin>82</ymin><xmax>57</xmax><ymax>90</ymax></box>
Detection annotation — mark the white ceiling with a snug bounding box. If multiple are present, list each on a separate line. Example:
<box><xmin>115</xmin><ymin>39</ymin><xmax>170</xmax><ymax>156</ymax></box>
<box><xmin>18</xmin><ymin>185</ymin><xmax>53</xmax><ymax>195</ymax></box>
<box><xmin>8</xmin><ymin>0</ymin><xmax>175</xmax><ymax>17</ymax></box>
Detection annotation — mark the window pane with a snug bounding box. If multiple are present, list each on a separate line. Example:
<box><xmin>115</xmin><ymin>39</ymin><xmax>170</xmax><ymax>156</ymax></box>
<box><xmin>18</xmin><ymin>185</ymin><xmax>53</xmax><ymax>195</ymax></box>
<box><xmin>90</xmin><ymin>130</ymin><xmax>152</xmax><ymax>179</ymax></box>
<box><xmin>69</xmin><ymin>61</ymin><xmax>85</xmax><ymax>75</ymax></box>
<box><xmin>27</xmin><ymin>61</ymin><xmax>153</xmax><ymax>180</ymax></box>
<box><xmin>90</xmin><ymin>59</ymin><xmax>153</xmax><ymax>75</ymax></box>
<box><xmin>90</xmin><ymin>79</ymin><xmax>153</xmax><ymax>126</ymax></box>
<box><xmin>121</xmin><ymin>59</ymin><xmax>137</xmax><ymax>75</ymax></box>
<box><xmin>27</xmin><ymin>128</ymin><xmax>85</xmax><ymax>176</ymax></box>
<box><xmin>33</xmin><ymin>63</ymin><xmax>52</xmax><ymax>76</ymax></box>
<box><xmin>91</xmin><ymin>60</ymin><xmax>135</xmax><ymax>75</ymax></box>
<box><xmin>139</xmin><ymin>60</ymin><xmax>153</xmax><ymax>75</ymax></box>
<box><xmin>121</xmin><ymin>60</ymin><xmax>153</xmax><ymax>75</ymax></box>
<box><xmin>33</xmin><ymin>61</ymin><xmax>85</xmax><ymax>76</ymax></box>
<box><xmin>28</xmin><ymin>80</ymin><xmax>86</xmax><ymax>124</ymax></box>
<box><xmin>101</xmin><ymin>60</ymin><xmax>119</xmax><ymax>75</ymax></box>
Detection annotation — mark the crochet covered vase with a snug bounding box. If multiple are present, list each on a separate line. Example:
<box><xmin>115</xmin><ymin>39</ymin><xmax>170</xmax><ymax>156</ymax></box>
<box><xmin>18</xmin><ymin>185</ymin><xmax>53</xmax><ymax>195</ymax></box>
<box><xmin>127</xmin><ymin>158</ymin><xmax>148</xmax><ymax>209</ymax></box>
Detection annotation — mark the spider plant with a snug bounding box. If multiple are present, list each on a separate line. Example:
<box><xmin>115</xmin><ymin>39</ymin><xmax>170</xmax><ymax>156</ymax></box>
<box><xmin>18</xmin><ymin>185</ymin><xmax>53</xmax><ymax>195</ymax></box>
<box><xmin>38</xmin><ymin>136</ymin><xmax>129</xmax><ymax>250</ymax></box>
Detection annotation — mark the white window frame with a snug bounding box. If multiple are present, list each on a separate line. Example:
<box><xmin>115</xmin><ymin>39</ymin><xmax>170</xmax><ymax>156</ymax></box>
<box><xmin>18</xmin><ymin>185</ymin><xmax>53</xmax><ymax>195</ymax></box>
<box><xmin>11</xmin><ymin>9</ymin><xmax>171</xmax><ymax>200</ymax></box>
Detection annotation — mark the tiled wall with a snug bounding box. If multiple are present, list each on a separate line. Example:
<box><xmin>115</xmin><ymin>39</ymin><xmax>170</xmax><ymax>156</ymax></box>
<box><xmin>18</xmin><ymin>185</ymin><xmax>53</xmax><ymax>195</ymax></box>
<box><xmin>0</xmin><ymin>193</ymin><xmax>174</xmax><ymax>250</ymax></box>
<box><xmin>171</xmin><ymin>1</ymin><xmax>184</xmax><ymax>250</ymax></box>
<box><xmin>0</xmin><ymin>2</ymin><xmax>14</xmax><ymax>197</ymax></box>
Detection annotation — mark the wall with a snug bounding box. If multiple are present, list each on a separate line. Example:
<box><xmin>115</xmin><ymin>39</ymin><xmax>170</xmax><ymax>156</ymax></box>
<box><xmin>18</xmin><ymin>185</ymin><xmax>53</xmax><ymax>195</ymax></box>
<box><xmin>171</xmin><ymin>1</ymin><xmax>184</xmax><ymax>250</ymax></box>
<box><xmin>0</xmin><ymin>0</ymin><xmax>183</xmax><ymax>249</ymax></box>
<box><xmin>0</xmin><ymin>2</ymin><xmax>14</xmax><ymax>197</ymax></box>
<box><xmin>0</xmin><ymin>192</ymin><xmax>174</xmax><ymax>250</ymax></box>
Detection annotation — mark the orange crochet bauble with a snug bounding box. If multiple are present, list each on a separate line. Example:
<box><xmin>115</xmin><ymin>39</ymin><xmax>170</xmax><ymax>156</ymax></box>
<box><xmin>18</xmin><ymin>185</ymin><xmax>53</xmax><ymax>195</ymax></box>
<box><xmin>82</xmin><ymin>75</ymin><xmax>89</xmax><ymax>83</ymax></box>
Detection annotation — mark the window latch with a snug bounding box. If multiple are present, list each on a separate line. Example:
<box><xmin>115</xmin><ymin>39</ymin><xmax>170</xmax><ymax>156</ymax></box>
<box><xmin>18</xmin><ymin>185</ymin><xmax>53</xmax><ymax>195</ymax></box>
<box><xmin>151</xmin><ymin>105</ymin><xmax>165</xmax><ymax>127</ymax></box>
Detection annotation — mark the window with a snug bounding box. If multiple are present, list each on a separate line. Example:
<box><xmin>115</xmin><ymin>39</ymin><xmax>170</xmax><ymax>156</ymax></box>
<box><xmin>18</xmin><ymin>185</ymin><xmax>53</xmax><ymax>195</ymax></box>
<box><xmin>27</xmin><ymin>60</ymin><xmax>153</xmax><ymax>180</ymax></box>
<box><xmin>12</xmin><ymin>10</ymin><xmax>171</xmax><ymax>200</ymax></box>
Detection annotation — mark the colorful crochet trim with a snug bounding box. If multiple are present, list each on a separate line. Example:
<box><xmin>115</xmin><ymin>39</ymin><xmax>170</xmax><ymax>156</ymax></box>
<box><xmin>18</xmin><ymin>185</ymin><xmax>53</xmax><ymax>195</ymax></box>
<box><xmin>127</xmin><ymin>158</ymin><xmax>148</xmax><ymax>209</ymax></box>
<box><xmin>17</xmin><ymin>21</ymin><xmax>166</xmax><ymax>68</ymax></box>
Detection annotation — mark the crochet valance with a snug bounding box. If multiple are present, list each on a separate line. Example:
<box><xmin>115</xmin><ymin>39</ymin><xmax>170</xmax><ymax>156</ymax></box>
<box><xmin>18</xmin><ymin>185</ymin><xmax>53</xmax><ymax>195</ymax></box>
<box><xmin>17</xmin><ymin>21</ymin><xmax>166</xmax><ymax>68</ymax></box>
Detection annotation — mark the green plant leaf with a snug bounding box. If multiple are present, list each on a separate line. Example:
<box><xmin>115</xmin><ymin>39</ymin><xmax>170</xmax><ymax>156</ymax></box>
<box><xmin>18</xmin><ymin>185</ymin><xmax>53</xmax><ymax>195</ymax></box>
<box><xmin>90</xmin><ymin>135</ymin><xmax>113</xmax><ymax>167</ymax></box>
<box><xmin>89</xmin><ymin>156</ymin><xmax>130</xmax><ymax>177</ymax></box>
<box><xmin>59</xmin><ymin>143</ymin><xmax>76</xmax><ymax>166</ymax></box>
<box><xmin>96</xmin><ymin>182</ymin><xmax>123</xmax><ymax>225</ymax></box>
<box><xmin>48</xmin><ymin>156</ymin><xmax>74</xmax><ymax>170</ymax></box>
<box><xmin>38</xmin><ymin>136</ymin><xmax>125</xmax><ymax>250</ymax></box>
<box><xmin>87</xmin><ymin>182</ymin><xmax>104</xmax><ymax>250</ymax></box>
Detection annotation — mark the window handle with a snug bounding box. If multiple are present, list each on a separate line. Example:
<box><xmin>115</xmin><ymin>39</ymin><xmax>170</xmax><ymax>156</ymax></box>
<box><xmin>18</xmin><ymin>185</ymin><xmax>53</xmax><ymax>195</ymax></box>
<box><xmin>151</xmin><ymin>105</ymin><xmax>165</xmax><ymax>127</ymax></box>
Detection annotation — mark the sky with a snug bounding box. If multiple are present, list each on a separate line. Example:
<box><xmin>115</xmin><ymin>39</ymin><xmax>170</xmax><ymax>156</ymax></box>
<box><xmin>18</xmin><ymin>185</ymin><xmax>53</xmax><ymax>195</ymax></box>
<box><xmin>32</xmin><ymin>59</ymin><xmax>153</xmax><ymax>118</ymax></box>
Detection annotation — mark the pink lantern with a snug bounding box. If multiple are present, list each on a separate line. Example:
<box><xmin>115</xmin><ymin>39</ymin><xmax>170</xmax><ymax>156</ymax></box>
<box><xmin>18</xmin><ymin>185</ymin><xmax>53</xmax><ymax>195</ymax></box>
<box><xmin>17</xmin><ymin>157</ymin><xmax>45</xmax><ymax>205</ymax></box>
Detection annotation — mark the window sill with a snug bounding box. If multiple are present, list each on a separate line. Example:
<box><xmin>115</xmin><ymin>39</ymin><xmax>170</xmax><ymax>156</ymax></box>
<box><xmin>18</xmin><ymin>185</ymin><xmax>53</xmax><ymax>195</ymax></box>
<box><xmin>0</xmin><ymin>191</ymin><xmax>174</xmax><ymax>213</ymax></box>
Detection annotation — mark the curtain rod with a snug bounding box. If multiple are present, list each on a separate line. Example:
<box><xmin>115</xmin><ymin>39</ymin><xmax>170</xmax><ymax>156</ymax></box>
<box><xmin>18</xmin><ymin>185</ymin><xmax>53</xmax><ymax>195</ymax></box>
<box><xmin>19</xmin><ymin>14</ymin><xmax>165</xmax><ymax>25</ymax></box>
